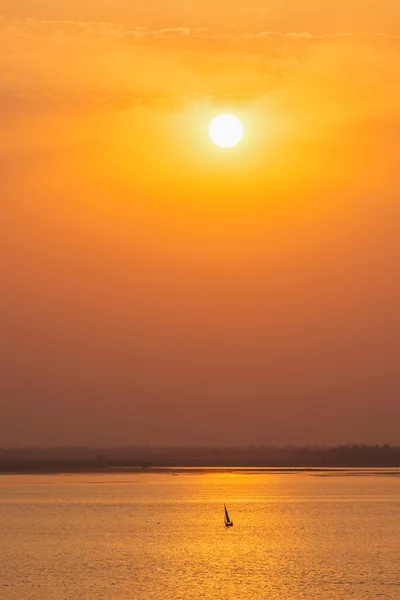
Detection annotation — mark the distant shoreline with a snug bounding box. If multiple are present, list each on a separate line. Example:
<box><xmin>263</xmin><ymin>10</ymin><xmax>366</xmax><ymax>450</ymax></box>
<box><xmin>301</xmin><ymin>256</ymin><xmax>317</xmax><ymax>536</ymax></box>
<box><xmin>0</xmin><ymin>466</ymin><xmax>399</xmax><ymax>476</ymax></box>
<box><xmin>1</xmin><ymin>445</ymin><xmax>399</xmax><ymax>474</ymax></box>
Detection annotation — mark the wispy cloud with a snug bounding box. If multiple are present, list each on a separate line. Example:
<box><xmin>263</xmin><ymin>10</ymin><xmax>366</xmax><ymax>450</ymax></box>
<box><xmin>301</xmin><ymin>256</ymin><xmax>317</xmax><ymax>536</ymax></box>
<box><xmin>1</xmin><ymin>14</ymin><xmax>399</xmax><ymax>119</ymax></box>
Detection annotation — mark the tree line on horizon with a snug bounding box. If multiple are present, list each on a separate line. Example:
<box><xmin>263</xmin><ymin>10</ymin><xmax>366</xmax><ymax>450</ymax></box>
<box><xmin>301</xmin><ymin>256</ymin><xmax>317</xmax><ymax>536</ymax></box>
<box><xmin>0</xmin><ymin>444</ymin><xmax>399</xmax><ymax>471</ymax></box>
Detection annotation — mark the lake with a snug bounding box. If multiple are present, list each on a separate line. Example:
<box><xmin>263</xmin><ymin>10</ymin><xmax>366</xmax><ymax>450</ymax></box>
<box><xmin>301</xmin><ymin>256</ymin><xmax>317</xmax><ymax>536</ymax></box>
<box><xmin>1</xmin><ymin>470</ymin><xmax>399</xmax><ymax>599</ymax></box>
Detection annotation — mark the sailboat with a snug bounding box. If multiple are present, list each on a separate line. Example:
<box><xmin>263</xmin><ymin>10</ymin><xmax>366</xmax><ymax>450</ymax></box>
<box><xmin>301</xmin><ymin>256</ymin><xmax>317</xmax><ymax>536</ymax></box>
<box><xmin>224</xmin><ymin>504</ymin><xmax>234</xmax><ymax>527</ymax></box>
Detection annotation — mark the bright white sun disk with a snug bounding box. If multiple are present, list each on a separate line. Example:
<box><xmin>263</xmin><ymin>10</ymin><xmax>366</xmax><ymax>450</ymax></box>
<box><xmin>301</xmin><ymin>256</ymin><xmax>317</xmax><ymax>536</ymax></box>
<box><xmin>209</xmin><ymin>114</ymin><xmax>244</xmax><ymax>148</ymax></box>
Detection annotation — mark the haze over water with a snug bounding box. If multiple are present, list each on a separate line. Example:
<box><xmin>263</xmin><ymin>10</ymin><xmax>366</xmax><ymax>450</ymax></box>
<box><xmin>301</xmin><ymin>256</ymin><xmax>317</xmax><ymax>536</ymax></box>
<box><xmin>1</xmin><ymin>470</ymin><xmax>399</xmax><ymax>599</ymax></box>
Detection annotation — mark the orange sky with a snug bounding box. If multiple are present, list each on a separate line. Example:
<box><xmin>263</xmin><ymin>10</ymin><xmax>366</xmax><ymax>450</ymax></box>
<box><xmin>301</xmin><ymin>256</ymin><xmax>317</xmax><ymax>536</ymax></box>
<box><xmin>1</xmin><ymin>1</ymin><xmax>399</xmax><ymax>446</ymax></box>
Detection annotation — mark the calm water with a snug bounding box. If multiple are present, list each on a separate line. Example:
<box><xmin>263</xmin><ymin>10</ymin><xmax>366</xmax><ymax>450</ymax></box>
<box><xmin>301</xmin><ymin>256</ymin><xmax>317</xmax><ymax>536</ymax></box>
<box><xmin>1</xmin><ymin>470</ymin><xmax>399</xmax><ymax>599</ymax></box>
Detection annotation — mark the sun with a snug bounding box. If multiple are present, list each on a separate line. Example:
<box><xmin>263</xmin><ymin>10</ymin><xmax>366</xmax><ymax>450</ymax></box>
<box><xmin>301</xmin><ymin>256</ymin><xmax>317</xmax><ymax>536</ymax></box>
<box><xmin>209</xmin><ymin>114</ymin><xmax>244</xmax><ymax>149</ymax></box>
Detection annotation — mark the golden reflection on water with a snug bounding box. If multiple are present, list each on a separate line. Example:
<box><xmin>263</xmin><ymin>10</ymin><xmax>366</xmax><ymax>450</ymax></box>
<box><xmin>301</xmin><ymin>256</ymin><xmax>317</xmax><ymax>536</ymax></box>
<box><xmin>1</xmin><ymin>471</ymin><xmax>399</xmax><ymax>600</ymax></box>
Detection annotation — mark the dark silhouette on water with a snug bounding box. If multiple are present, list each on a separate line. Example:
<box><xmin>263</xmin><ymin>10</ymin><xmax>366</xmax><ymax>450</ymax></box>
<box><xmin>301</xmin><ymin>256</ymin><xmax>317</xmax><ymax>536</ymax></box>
<box><xmin>224</xmin><ymin>504</ymin><xmax>233</xmax><ymax>527</ymax></box>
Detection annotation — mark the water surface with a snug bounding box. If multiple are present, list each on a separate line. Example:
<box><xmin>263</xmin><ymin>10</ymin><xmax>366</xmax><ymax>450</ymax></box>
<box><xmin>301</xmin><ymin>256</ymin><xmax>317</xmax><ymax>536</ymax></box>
<box><xmin>1</xmin><ymin>470</ymin><xmax>399</xmax><ymax>599</ymax></box>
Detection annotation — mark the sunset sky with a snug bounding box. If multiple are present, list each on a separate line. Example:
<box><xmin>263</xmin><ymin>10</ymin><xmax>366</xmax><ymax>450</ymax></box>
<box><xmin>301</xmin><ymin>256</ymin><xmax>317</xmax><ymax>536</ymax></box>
<box><xmin>1</xmin><ymin>1</ymin><xmax>399</xmax><ymax>447</ymax></box>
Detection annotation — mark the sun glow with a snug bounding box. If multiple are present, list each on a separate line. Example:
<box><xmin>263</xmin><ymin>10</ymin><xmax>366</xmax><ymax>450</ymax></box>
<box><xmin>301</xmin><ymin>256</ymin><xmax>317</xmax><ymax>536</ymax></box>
<box><xmin>209</xmin><ymin>114</ymin><xmax>244</xmax><ymax>148</ymax></box>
